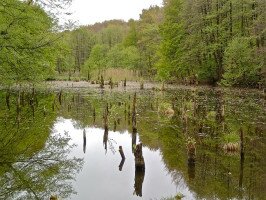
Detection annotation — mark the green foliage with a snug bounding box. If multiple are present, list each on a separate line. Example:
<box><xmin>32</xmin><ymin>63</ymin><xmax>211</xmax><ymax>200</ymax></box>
<box><xmin>123</xmin><ymin>19</ymin><xmax>138</xmax><ymax>47</ymax></box>
<box><xmin>0</xmin><ymin>0</ymin><xmax>58</xmax><ymax>85</ymax></box>
<box><xmin>2</xmin><ymin>0</ymin><xmax>262</xmax><ymax>88</ymax></box>
<box><xmin>106</xmin><ymin>45</ymin><xmax>124</xmax><ymax>68</ymax></box>
<box><xmin>221</xmin><ymin>37</ymin><xmax>261</xmax><ymax>87</ymax></box>
<box><xmin>70</xmin><ymin>28</ymin><xmax>96</xmax><ymax>72</ymax></box>
<box><xmin>121</xmin><ymin>46</ymin><xmax>140</xmax><ymax>69</ymax></box>
<box><xmin>222</xmin><ymin>133</ymin><xmax>239</xmax><ymax>143</ymax></box>
<box><xmin>85</xmin><ymin>44</ymin><xmax>108</xmax><ymax>71</ymax></box>
<box><xmin>0</xmin><ymin>91</ymin><xmax>83</xmax><ymax>199</ymax></box>
<box><xmin>157</xmin><ymin>0</ymin><xmax>265</xmax><ymax>86</ymax></box>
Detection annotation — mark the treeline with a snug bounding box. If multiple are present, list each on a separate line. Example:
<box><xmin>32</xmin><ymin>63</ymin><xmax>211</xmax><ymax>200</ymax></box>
<box><xmin>56</xmin><ymin>6</ymin><xmax>163</xmax><ymax>81</ymax></box>
<box><xmin>157</xmin><ymin>0</ymin><xmax>265</xmax><ymax>87</ymax></box>
<box><xmin>0</xmin><ymin>0</ymin><xmax>265</xmax><ymax>88</ymax></box>
<box><xmin>58</xmin><ymin>0</ymin><xmax>265</xmax><ymax>87</ymax></box>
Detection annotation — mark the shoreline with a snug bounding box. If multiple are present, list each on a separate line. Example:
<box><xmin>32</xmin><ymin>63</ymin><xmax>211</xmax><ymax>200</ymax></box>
<box><xmin>0</xmin><ymin>80</ymin><xmax>264</xmax><ymax>94</ymax></box>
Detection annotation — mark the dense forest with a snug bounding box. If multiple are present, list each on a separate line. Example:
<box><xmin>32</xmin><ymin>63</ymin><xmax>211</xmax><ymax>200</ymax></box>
<box><xmin>0</xmin><ymin>0</ymin><xmax>265</xmax><ymax>87</ymax></box>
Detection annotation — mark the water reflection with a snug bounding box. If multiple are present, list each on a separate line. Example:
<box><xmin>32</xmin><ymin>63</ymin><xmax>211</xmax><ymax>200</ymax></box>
<box><xmin>0</xmin><ymin>88</ymin><xmax>265</xmax><ymax>200</ymax></box>
<box><xmin>0</xmin><ymin>128</ymin><xmax>83</xmax><ymax>199</ymax></box>
<box><xmin>0</xmin><ymin>92</ymin><xmax>83</xmax><ymax>199</ymax></box>
<box><xmin>134</xmin><ymin>170</ymin><xmax>145</xmax><ymax>197</ymax></box>
<box><xmin>83</xmin><ymin>129</ymin><xmax>86</xmax><ymax>154</ymax></box>
<box><xmin>54</xmin><ymin>119</ymin><xmax>183</xmax><ymax>199</ymax></box>
<box><xmin>118</xmin><ymin>158</ymin><xmax>125</xmax><ymax>171</ymax></box>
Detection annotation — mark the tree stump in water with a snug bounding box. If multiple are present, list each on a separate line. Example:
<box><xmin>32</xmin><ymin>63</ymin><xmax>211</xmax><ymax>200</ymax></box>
<box><xmin>134</xmin><ymin>143</ymin><xmax>145</xmax><ymax>171</ymax></box>
<box><xmin>123</xmin><ymin>78</ymin><xmax>126</xmax><ymax>87</ymax></box>
<box><xmin>100</xmin><ymin>75</ymin><xmax>104</xmax><ymax>89</ymax></box>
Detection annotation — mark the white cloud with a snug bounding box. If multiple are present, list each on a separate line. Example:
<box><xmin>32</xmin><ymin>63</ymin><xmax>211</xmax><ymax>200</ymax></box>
<box><xmin>68</xmin><ymin>0</ymin><xmax>163</xmax><ymax>25</ymax></box>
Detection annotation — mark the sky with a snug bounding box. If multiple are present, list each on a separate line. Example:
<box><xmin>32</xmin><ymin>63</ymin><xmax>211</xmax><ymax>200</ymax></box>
<box><xmin>67</xmin><ymin>0</ymin><xmax>163</xmax><ymax>25</ymax></box>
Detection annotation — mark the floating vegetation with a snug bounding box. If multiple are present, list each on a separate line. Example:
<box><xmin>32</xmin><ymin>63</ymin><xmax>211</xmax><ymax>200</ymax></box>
<box><xmin>223</xmin><ymin>142</ymin><xmax>240</xmax><ymax>153</ymax></box>
<box><xmin>222</xmin><ymin>133</ymin><xmax>240</xmax><ymax>153</ymax></box>
<box><xmin>158</xmin><ymin>102</ymin><xmax>174</xmax><ymax>117</ymax></box>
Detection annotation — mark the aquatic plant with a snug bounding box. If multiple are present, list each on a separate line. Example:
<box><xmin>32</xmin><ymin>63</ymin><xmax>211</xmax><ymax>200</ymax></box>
<box><xmin>158</xmin><ymin>102</ymin><xmax>174</xmax><ymax>117</ymax></box>
<box><xmin>222</xmin><ymin>133</ymin><xmax>240</xmax><ymax>153</ymax></box>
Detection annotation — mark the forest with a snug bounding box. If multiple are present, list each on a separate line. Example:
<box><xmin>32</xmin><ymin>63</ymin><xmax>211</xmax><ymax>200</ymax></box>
<box><xmin>0</xmin><ymin>0</ymin><xmax>265</xmax><ymax>87</ymax></box>
<box><xmin>0</xmin><ymin>1</ymin><xmax>265</xmax><ymax>199</ymax></box>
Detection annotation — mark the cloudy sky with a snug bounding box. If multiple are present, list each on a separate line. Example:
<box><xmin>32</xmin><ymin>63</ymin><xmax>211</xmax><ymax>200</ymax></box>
<box><xmin>68</xmin><ymin>0</ymin><xmax>163</xmax><ymax>25</ymax></box>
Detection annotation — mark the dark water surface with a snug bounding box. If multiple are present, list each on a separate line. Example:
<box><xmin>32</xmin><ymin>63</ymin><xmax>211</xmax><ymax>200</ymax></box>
<box><xmin>0</xmin><ymin>87</ymin><xmax>265</xmax><ymax>200</ymax></box>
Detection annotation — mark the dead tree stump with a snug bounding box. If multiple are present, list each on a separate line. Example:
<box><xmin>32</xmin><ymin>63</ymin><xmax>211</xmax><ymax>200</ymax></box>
<box><xmin>134</xmin><ymin>143</ymin><xmax>145</xmax><ymax>171</ymax></box>
<box><xmin>58</xmin><ymin>89</ymin><xmax>62</xmax><ymax>105</ymax></box>
<box><xmin>123</xmin><ymin>78</ymin><xmax>127</xmax><ymax>87</ymax></box>
<box><xmin>100</xmin><ymin>75</ymin><xmax>104</xmax><ymax>89</ymax></box>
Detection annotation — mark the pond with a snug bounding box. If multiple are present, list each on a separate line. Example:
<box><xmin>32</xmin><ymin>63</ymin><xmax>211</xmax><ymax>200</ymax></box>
<box><xmin>0</xmin><ymin>86</ymin><xmax>265</xmax><ymax>200</ymax></box>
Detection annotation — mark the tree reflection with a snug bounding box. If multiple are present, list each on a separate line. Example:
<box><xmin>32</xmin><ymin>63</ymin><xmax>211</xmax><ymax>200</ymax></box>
<box><xmin>134</xmin><ymin>170</ymin><xmax>145</xmax><ymax>197</ymax></box>
<box><xmin>3</xmin><ymin>88</ymin><xmax>262</xmax><ymax>200</ymax></box>
<box><xmin>0</xmin><ymin>91</ymin><xmax>83</xmax><ymax>199</ymax></box>
<box><xmin>83</xmin><ymin>129</ymin><xmax>87</xmax><ymax>154</ymax></box>
<box><xmin>0</xmin><ymin>131</ymin><xmax>82</xmax><ymax>199</ymax></box>
<box><xmin>0</xmin><ymin>132</ymin><xmax>83</xmax><ymax>199</ymax></box>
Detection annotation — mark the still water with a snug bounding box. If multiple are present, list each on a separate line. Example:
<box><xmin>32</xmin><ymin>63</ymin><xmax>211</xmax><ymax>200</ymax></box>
<box><xmin>54</xmin><ymin>119</ymin><xmax>194</xmax><ymax>199</ymax></box>
<box><xmin>0</xmin><ymin>87</ymin><xmax>265</xmax><ymax>200</ymax></box>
